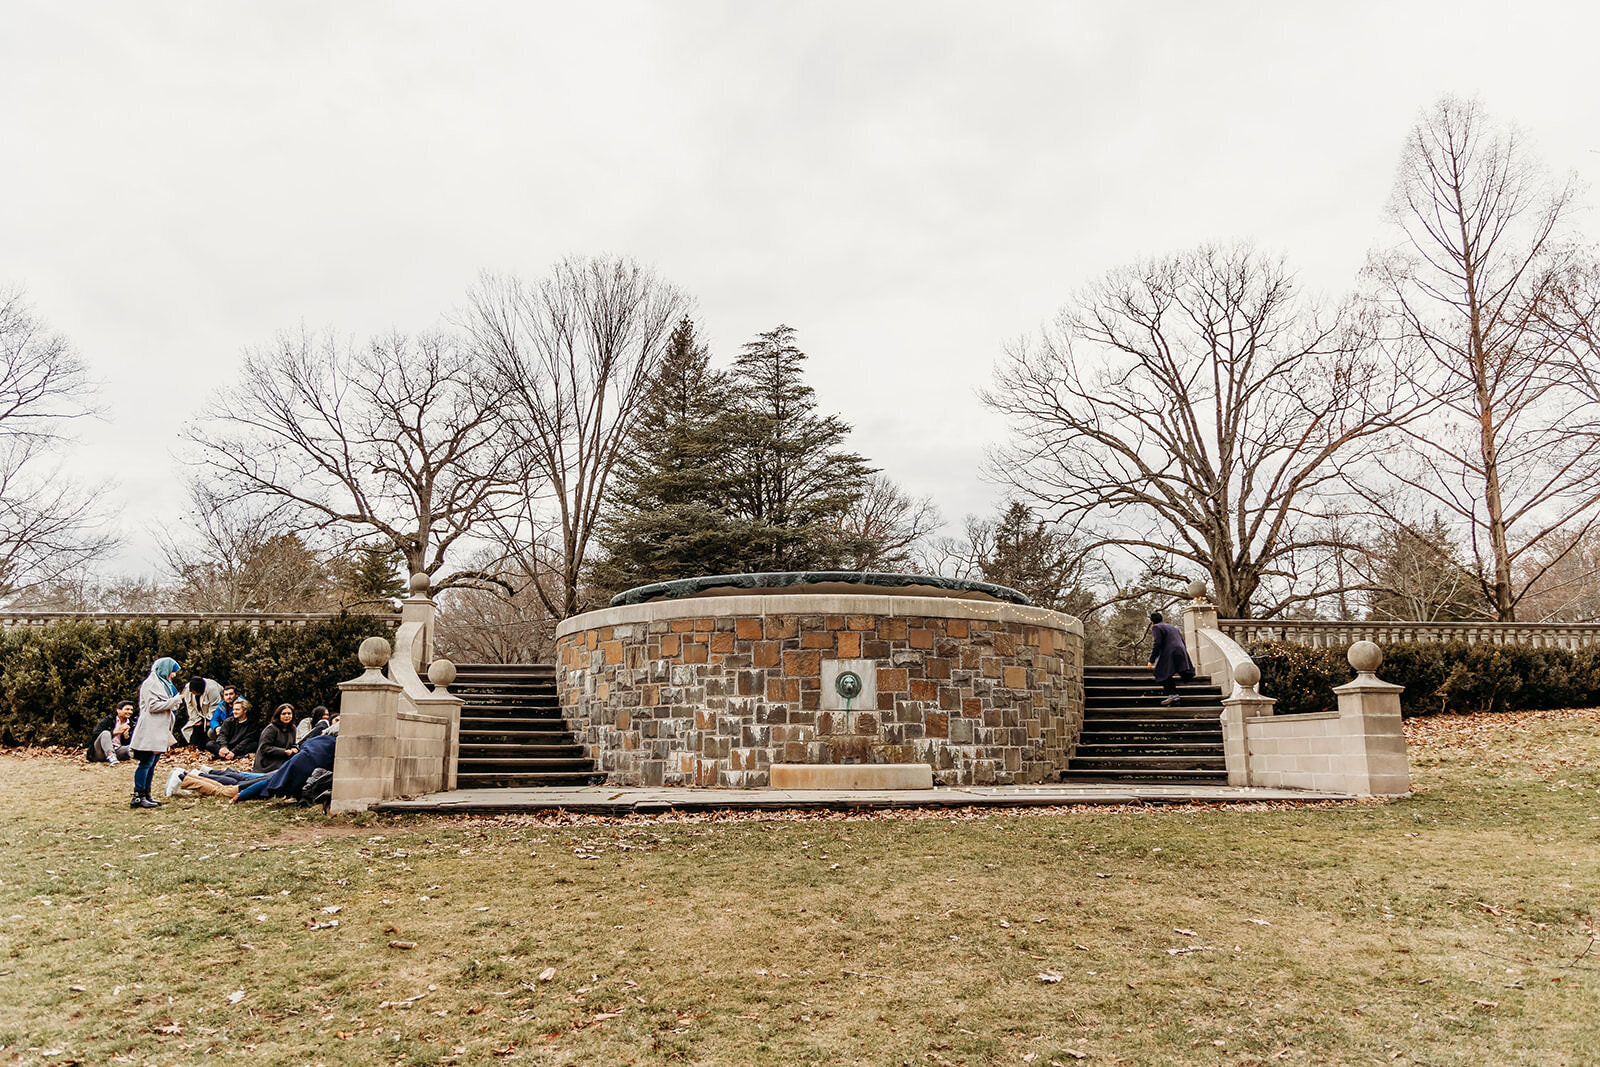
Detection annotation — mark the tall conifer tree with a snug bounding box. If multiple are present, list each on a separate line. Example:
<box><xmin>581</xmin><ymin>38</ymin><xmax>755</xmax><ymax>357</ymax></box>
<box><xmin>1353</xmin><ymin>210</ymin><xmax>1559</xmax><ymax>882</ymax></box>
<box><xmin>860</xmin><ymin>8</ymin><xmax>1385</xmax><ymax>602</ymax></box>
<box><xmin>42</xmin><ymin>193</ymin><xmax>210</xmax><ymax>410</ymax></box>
<box><xmin>724</xmin><ymin>325</ymin><xmax>874</xmax><ymax>571</ymax></box>
<box><xmin>589</xmin><ymin>318</ymin><xmax>747</xmax><ymax>594</ymax></box>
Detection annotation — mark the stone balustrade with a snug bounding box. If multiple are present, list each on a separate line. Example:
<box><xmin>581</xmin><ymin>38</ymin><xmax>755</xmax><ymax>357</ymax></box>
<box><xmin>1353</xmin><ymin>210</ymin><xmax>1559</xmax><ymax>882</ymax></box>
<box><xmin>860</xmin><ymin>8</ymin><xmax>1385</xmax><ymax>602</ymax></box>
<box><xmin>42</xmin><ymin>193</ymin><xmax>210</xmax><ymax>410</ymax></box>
<box><xmin>1219</xmin><ymin>618</ymin><xmax>1600</xmax><ymax>650</ymax></box>
<box><xmin>330</xmin><ymin>575</ymin><xmax>462</xmax><ymax>813</ymax></box>
<box><xmin>0</xmin><ymin>610</ymin><xmax>400</xmax><ymax>631</ymax></box>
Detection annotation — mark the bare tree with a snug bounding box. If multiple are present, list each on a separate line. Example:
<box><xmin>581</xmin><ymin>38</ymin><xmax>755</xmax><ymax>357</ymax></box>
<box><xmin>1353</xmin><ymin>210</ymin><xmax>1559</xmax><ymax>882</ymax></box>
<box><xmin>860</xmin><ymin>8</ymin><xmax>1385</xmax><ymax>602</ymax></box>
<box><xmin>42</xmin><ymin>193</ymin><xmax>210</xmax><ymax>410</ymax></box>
<box><xmin>466</xmin><ymin>257</ymin><xmax>690</xmax><ymax>619</ymax></box>
<box><xmin>984</xmin><ymin>242</ymin><xmax>1420</xmax><ymax>619</ymax></box>
<box><xmin>187</xmin><ymin>328</ymin><xmax>518</xmax><ymax>589</ymax></box>
<box><xmin>434</xmin><ymin>550</ymin><xmax>561</xmax><ymax>663</ymax></box>
<box><xmin>0</xmin><ymin>287</ymin><xmax>113</xmax><ymax>600</ymax></box>
<box><xmin>1367</xmin><ymin>96</ymin><xmax>1600</xmax><ymax>620</ymax></box>
<box><xmin>158</xmin><ymin>481</ymin><xmax>334</xmax><ymax>611</ymax></box>
<box><xmin>838</xmin><ymin>474</ymin><xmax>941</xmax><ymax>571</ymax></box>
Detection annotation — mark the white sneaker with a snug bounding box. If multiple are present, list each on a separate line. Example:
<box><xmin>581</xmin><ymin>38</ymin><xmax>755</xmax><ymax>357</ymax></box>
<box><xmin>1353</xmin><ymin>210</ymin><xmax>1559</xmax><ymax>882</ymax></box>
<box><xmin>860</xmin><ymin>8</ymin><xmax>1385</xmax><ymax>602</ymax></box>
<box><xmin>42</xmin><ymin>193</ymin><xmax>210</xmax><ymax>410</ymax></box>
<box><xmin>164</xmin><ymin>768</ymin><xmax>186</xmax><ymax>797</ymax></box>
<box><xmin>106</xmin><ymin>754</ymin><xmax>119</xmax><ymax>765</ymax></box>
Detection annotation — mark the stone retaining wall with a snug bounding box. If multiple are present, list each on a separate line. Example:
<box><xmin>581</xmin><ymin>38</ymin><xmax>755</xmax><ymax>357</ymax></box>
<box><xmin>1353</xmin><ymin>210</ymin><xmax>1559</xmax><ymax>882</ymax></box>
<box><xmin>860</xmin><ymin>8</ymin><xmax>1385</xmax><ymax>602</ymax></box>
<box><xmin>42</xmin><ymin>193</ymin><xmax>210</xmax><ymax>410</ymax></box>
<box><xmin>554</xmin><ymin>594</ymin><xmax>1083</xmax><ymax>787</ymax></box>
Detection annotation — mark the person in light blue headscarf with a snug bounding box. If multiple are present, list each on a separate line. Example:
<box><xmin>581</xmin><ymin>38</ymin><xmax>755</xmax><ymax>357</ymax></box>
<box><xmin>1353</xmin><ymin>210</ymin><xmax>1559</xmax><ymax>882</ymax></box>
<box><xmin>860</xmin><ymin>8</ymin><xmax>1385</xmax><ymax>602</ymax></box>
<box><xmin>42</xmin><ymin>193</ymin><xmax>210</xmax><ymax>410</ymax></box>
<box><xmin>128</xmin><ymin>657</ymin><xmax>184</xmax><ymax>809</ymax></box>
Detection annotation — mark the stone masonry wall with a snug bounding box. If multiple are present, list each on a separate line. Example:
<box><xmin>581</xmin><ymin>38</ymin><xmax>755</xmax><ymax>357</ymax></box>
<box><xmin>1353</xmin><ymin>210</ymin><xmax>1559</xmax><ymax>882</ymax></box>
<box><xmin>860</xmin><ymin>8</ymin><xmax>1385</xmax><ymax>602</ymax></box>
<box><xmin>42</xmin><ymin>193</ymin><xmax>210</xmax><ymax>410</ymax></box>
<box><xmin>554</xmin><ymin>596</ymin><xmax>1083</xmax><ymax>788</ymax></box>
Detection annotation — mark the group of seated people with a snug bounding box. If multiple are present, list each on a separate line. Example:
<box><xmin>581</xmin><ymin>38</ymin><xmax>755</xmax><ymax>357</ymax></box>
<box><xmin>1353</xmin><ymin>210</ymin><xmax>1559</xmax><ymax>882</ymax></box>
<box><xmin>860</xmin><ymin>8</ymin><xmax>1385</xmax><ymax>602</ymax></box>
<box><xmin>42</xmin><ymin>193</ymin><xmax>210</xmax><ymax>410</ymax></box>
<box><xmin>87</xmin><ymin>677</ymin><xmax>340</xmax><ymax>805</ymax></box>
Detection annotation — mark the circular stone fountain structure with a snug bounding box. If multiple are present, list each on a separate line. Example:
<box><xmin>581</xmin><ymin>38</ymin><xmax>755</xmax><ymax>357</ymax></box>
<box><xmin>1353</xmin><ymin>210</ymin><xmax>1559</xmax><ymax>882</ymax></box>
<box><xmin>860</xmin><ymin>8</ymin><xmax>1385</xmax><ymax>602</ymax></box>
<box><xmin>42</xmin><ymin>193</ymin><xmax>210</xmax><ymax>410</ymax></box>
<box><xmin>552</xmin><ymin>572</ymin><xmax>1084</xmax><ymax>788</ymax></box>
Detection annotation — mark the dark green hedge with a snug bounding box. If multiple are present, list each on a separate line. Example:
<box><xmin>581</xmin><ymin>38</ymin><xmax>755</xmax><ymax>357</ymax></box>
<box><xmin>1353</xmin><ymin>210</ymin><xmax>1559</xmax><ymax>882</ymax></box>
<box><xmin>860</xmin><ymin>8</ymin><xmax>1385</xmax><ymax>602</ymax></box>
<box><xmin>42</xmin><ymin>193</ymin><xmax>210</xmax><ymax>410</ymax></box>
<box><xmin>0</xmin><ymin>615</ymin><xmax>397</xmax><ymax>747</ymax></box>
<box><xmin>1248</xmin><ymin>640</ymin><xmax>1600</xmax><ymax>718</ymax></box>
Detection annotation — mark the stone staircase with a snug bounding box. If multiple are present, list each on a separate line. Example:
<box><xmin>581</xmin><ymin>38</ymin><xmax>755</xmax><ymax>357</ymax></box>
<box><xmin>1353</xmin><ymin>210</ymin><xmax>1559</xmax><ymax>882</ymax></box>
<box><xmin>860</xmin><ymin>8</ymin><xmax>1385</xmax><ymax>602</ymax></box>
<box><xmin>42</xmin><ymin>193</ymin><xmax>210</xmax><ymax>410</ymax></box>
<box><xmin>1061</xmin><ymin>665</ymin><xmax>1228</xmax><ymax>784</ymax></box>
<box><xmin>453</xmin><ymin>663</ymin><xmax>605</xmax><ymax>788</ymax></box>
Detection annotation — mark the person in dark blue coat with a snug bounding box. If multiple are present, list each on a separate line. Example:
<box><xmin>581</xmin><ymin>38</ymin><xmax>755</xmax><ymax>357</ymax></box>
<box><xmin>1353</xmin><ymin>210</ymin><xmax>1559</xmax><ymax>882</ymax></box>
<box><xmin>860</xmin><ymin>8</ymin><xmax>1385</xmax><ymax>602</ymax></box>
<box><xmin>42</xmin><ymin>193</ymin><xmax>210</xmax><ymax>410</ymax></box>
<box><xmin>233</xmin><ymin>728</ymin><xmax>337</xmax><ymax>803</ymax></box>
<box><xmin>1147</xmin><ymin>612</ymin><xmax>1196</xmax><ymax>706</ymax></box>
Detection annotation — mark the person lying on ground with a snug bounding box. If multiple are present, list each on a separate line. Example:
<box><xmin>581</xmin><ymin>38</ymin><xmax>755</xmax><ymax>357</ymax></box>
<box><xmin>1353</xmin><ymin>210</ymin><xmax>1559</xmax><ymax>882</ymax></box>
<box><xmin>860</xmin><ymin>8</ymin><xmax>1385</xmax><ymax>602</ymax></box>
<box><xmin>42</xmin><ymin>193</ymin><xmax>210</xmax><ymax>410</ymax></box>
<box><xmin>181</xmin><ymin>676</ymin><xmax>224</xmax><ymax>750</ymax></box>
<box><xmin>234</xmin><ymin>724</ymin><xmax>338</xmax><ymax>803</ymax></box>
<box><xmin>87</xmin><ymin>700</ymin><xmax>135</xmax><ymax>764</ymax></box>
<box><xmin>254</xmin><ymin>703</ymin><xmax>299</xmax><ymax>773</ymax></box>
<box><xmin>129</xmin><ymin>657</ymin><xmax>184</xmax><ymax>809</ymax></box>
<box><xmin>295</xmin><ymin>705</ymin><xmax>332</xmax><ymax>743</ymax></box>
<box><xmin>208</xmin><ymin>698</ymin><xmax>258</xmax><ymax>761</ymax></box>
<box><xmin>170</xmin><ymin>765</ymin><xmax>268</xmax><ymax>799</ymax></box>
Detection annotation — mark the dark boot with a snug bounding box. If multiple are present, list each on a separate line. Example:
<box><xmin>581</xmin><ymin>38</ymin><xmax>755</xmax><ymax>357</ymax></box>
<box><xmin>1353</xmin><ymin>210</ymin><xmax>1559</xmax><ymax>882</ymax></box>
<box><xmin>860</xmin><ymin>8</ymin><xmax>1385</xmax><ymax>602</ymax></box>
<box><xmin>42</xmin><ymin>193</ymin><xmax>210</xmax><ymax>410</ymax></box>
<box><xmin>135</xmin><ymin>789</ymin><xmax>162</xmax><ymax>809</ymax></box>
<box><xmin>130</xmin><ymin>790</ymin><xmax>143</xmax><ymax>809</ymax></box>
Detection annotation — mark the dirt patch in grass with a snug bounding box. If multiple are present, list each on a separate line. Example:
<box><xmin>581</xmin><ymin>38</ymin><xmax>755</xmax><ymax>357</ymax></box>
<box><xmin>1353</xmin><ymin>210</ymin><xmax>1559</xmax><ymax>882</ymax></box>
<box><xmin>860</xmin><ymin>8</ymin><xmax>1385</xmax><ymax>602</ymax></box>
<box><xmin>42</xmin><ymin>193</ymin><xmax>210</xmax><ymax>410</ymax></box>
<box><xmin>1</xmin><ymin>711</ymin><xmax>1598</xmax><ymax>1064</ymax></box>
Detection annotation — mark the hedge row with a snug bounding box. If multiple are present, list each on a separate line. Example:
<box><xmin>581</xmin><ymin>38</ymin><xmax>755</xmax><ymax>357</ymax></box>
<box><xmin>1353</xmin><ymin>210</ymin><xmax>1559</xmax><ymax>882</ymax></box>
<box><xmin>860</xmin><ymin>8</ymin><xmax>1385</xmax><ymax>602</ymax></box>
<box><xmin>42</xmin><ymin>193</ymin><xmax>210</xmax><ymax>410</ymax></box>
<box><xmin>1248</xmin><ymin>640</ymin><xmax>1600</xmax><ymax>717</ymax></box>
<box><xmin>0</xmin><ymin>615</ymin><xmax>397</xmax><ymax>747</ymax></box>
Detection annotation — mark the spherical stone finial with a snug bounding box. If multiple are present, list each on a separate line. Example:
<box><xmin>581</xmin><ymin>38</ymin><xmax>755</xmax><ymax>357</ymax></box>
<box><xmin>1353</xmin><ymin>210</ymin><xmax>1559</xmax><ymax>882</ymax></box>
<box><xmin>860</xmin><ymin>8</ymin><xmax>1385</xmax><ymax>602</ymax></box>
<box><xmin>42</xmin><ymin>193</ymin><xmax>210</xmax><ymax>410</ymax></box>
<box><xmin>1348</xmin><ymin>640</ymin><xmax>1383</xmax><ymax>674</ymax></box>
<box><xmin>1186</xmin><ymin>579</ymin><xmax>1209</xmax><ymax>601</ymax></box>
<box><xmin>409</xmin><ymin>571</ymin><xmax>432</xmax><ymax>596</ymax></box>
<box><xmin>1234</xmin><ymin>660</ymin><xmax>1261</xmax><ymax>690</ymax></box>
<box><xmin>358</xmin><ymin>636</ymin><xmax>392</xmax><ymax>669</ymax></box>
<box><xmin>427</xmin><ymin>657</ymin><xmax>457</xmax><ymax>688</ymax></box>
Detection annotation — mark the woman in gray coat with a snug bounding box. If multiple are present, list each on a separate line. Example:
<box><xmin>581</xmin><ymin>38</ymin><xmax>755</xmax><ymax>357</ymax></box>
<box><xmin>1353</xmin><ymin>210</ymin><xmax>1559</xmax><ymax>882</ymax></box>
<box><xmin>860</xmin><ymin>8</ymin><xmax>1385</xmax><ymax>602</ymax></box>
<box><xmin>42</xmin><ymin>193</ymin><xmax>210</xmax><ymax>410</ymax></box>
<box><xmin>129</xmin><ymin>657</ymin><xmax>184</xmax><ymax>809</ymax></box>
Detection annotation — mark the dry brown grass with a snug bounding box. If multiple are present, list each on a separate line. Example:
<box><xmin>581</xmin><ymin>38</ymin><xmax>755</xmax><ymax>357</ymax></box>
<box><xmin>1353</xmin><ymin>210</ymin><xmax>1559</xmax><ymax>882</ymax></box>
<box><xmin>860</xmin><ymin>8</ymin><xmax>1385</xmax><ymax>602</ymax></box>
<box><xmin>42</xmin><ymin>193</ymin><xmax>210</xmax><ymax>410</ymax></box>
<box><xmin>1</xmin><ymin>710</ymin><xmax>1597</xmax><ymax>1065</ymax></box>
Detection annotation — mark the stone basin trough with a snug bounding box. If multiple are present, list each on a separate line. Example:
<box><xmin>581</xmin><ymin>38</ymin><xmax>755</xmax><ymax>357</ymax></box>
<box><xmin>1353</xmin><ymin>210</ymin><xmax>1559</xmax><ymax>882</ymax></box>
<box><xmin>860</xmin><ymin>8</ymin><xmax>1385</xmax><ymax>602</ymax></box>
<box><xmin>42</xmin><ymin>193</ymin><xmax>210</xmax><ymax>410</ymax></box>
<box><xmin>553</xmin><ymin>571</ymin><xmax>1085</xmax><ymax>788</ymax></box>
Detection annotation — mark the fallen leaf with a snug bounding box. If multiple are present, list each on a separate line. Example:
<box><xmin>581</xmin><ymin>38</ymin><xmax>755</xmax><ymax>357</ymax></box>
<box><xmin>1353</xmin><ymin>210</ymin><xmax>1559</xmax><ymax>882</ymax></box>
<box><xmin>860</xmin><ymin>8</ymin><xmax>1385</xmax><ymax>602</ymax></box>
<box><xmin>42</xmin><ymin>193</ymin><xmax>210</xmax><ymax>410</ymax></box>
<box><xmin>226</xmin><ymin>990</ymin><xmax>246</xmax><ymax>1004</ymax></box>
<box><xmin>1036</xmin><ymin>971</ymin><xmax>1064</xmax><ymax>984</ymax></box>
<box><xmin>388</xmin><ymin>940</ymin><xmax>418</xmax><ymax>950</ymax></box>
<box><xmin>153</xmin><ymin>1023</ymin><xmax>181</xmax><ymax>1035</ymax></box>
<box><xmin>537</xmin><ymin>967</ymin><xmax>557</xmax><ymax>982</ymax></box>
<box><xmin>1174</xmin><ymin>928</ymin><xmax>1198</xmax><ymax>938</ymax></box>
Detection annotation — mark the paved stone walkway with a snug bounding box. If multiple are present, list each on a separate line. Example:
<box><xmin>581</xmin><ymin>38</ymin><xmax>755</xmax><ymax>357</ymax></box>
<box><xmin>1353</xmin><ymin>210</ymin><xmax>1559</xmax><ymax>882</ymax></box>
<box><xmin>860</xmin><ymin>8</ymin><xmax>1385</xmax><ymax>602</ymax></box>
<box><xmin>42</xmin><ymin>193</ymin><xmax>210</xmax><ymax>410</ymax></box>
<box><xmin>375</xmin><ymin>782</ymin><xmax>1356</xmax><ymax>815</ymax></box>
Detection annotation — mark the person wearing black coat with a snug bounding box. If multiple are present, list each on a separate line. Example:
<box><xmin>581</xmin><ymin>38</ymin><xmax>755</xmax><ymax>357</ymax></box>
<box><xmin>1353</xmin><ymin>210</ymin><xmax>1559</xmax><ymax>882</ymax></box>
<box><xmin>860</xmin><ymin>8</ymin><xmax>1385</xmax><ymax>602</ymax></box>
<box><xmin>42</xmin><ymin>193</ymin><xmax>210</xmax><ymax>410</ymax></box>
<box><xmin>207</xmin><ymin>698</ymin><xmax>260</xmax><ymax>761</ymax></box>
<box><xmin>235</xmin><ymin>728</ymin><xmax>337</xmax><ymax>803</ymax></box>
<box><xmin>86</xmin><ymin>701</ymin><xmax>136</xmax><ymax>763</ymax></box>
<box><xmin>254</xmin><ymin>704</ymin><xmax>300</xmax><ymax>773</ymax></box>
<box><xmin>1147</xmin><ymin>611</ymin><xmax>1196</xmax><ymax>706</ymax></box>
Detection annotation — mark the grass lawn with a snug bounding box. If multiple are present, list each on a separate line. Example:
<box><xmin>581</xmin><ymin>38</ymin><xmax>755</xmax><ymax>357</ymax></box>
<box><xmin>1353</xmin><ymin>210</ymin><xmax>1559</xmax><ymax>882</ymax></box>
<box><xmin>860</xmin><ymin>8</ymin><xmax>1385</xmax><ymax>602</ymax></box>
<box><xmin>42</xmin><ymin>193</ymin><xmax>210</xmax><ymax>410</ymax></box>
<box><xmin>1</xmin><ymin>710</ymin><xmax>1597</xmax><ymax>1066</ymax></box>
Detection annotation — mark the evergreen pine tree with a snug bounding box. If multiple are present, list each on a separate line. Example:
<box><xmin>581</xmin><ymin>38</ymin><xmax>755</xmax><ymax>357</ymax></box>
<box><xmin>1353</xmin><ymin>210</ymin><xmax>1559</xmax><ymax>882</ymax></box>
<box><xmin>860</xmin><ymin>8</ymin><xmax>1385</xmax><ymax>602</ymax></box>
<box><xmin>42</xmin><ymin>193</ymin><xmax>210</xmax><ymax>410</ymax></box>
<box><xmin>979</xmin><ymin>501</ymin><xmax>1088</xmax><ymax>611</ymax></box>
<box><xmin>724</xmin><ymin>325</ymin><xmax>874</xmax><ymax>571</ymax></box>
<box><xmin>329</xmin><ymin>540</ymin><xmax>407</xmax><ymax>609</ymax></box>
<box><xmin>588</xmin><ymin>318</ymin><xmax>749</xmax><ymax>595</ymax></box>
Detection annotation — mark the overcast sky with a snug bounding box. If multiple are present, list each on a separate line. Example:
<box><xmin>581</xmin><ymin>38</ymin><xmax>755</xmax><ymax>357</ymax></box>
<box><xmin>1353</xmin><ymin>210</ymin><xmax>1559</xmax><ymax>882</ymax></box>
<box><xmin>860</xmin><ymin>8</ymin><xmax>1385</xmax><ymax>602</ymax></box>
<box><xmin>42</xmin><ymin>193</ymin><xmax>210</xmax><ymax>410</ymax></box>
<box><xmin>4</xmin><ymin>0</ymin><xmax>1599</xmax><ymax>577</ymax></box>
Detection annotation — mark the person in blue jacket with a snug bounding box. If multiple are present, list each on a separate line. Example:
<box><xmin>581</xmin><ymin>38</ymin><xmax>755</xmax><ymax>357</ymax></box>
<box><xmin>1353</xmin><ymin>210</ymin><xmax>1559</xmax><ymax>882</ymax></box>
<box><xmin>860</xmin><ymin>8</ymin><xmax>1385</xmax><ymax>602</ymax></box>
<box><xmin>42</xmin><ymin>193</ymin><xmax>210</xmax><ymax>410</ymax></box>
<box><xmin>234</xmin><ymin>724</ymin><xmax>338</xmax><ymax>803</ymax></box>
<box><xmin>1147</xmin><ymin>612</ymin><xmax>1196</xmax><ymax>706</ymax></box>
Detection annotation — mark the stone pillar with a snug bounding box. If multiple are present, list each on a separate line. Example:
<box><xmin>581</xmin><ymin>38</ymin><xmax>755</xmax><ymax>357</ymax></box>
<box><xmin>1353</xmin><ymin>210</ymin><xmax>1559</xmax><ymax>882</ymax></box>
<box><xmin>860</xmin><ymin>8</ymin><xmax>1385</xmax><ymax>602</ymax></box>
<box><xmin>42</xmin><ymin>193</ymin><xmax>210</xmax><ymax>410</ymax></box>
<box><xmin>1332</xmin><ymin>640</ymin><xmax>1411</xmax><ymax>796</ymax></box>
<box><xmin>1219</xmin><ymin>660</ymin><xmax>1275</xmax><ymax>787</ymax></box>
<box><xmin>421</xmin><ymin>657</ymin><xmax>465</xmax><ymax>792</ymax></box>
<box><xmin>401</xmin><ymin>571</ymin><xmax>435</xmax><ymax>672</ymax></box>
<box><xmin>331</xmin><ymin>636</ymin><xmax>403</xmax><ymax>815</ymax></box>
<box><xmin>1181</xmin><ymin>579</ymin><xmax>1224</xmax><ymax>686</ymax></box>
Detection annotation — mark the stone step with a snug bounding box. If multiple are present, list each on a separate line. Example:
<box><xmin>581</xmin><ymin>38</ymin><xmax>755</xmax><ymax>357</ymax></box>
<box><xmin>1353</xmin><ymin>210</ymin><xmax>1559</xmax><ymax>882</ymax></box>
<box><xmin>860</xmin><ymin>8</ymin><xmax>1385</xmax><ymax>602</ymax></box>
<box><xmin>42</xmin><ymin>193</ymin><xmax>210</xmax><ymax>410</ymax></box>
<box><xmin>454</xmin><ymin>701</ymin><xmax>563</xmax><ymax>717</ymax></box>
<box><xmin>1084</xmin><ymin>696</ymin><xmax>1224</xmax><ymax>709</ymax></box>
<box><xmin>1070</xmin><ymin>755</ymin><xmax>1227</xmax><ymax>772</ymax></box>
<box><xmin>458</xmin><ymin>743</ymin><xmax>587</xmax><ymax>759</ymax></box>
<box><xmin>1059</xmin><ymin>768</ymin><xmax>1229</xmax><ymax>784</ymax></box>
<box><xmin>456</xmin><ymin>771</ymin><xmax>609</xmax><ymax>788</ymax></box>
<box><xmin>457</xmin><ymin>757</ymin><xmax>598</xmax><ymax>771</ymax></box>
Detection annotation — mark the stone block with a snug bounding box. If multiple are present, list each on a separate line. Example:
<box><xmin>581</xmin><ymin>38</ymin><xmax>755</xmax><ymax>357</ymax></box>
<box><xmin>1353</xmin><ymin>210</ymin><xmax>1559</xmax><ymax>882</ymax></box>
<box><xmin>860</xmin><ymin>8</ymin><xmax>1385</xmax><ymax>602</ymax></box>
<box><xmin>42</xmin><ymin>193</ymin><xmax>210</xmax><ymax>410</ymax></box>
<box><xmin>837</xmin><ymin>631</ymin><xmax>861</xmax><ymax>658</ymax></box>
<box><xmin>909</xmin><ymin>628</ymin><xmax>934</xmax><ymax>650</ymax></box>
<box><xmin>736</xmin><ymin>618</ymin><xmax>764</xmax><ymax>640</ymax></box>
<box><xmin>768</xmin><ymin>763</ymin><xmax>933</xmax><ymax>789</ymax></box>
<box><xmin>783</xmin><ymin>650</ymin><xmax>821</xmax><ymax>677</ymax></box>
<box><xmin>878</xmin><ymin>668</ymin><xmax>909</xmax><ymax>692</ymax></box>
